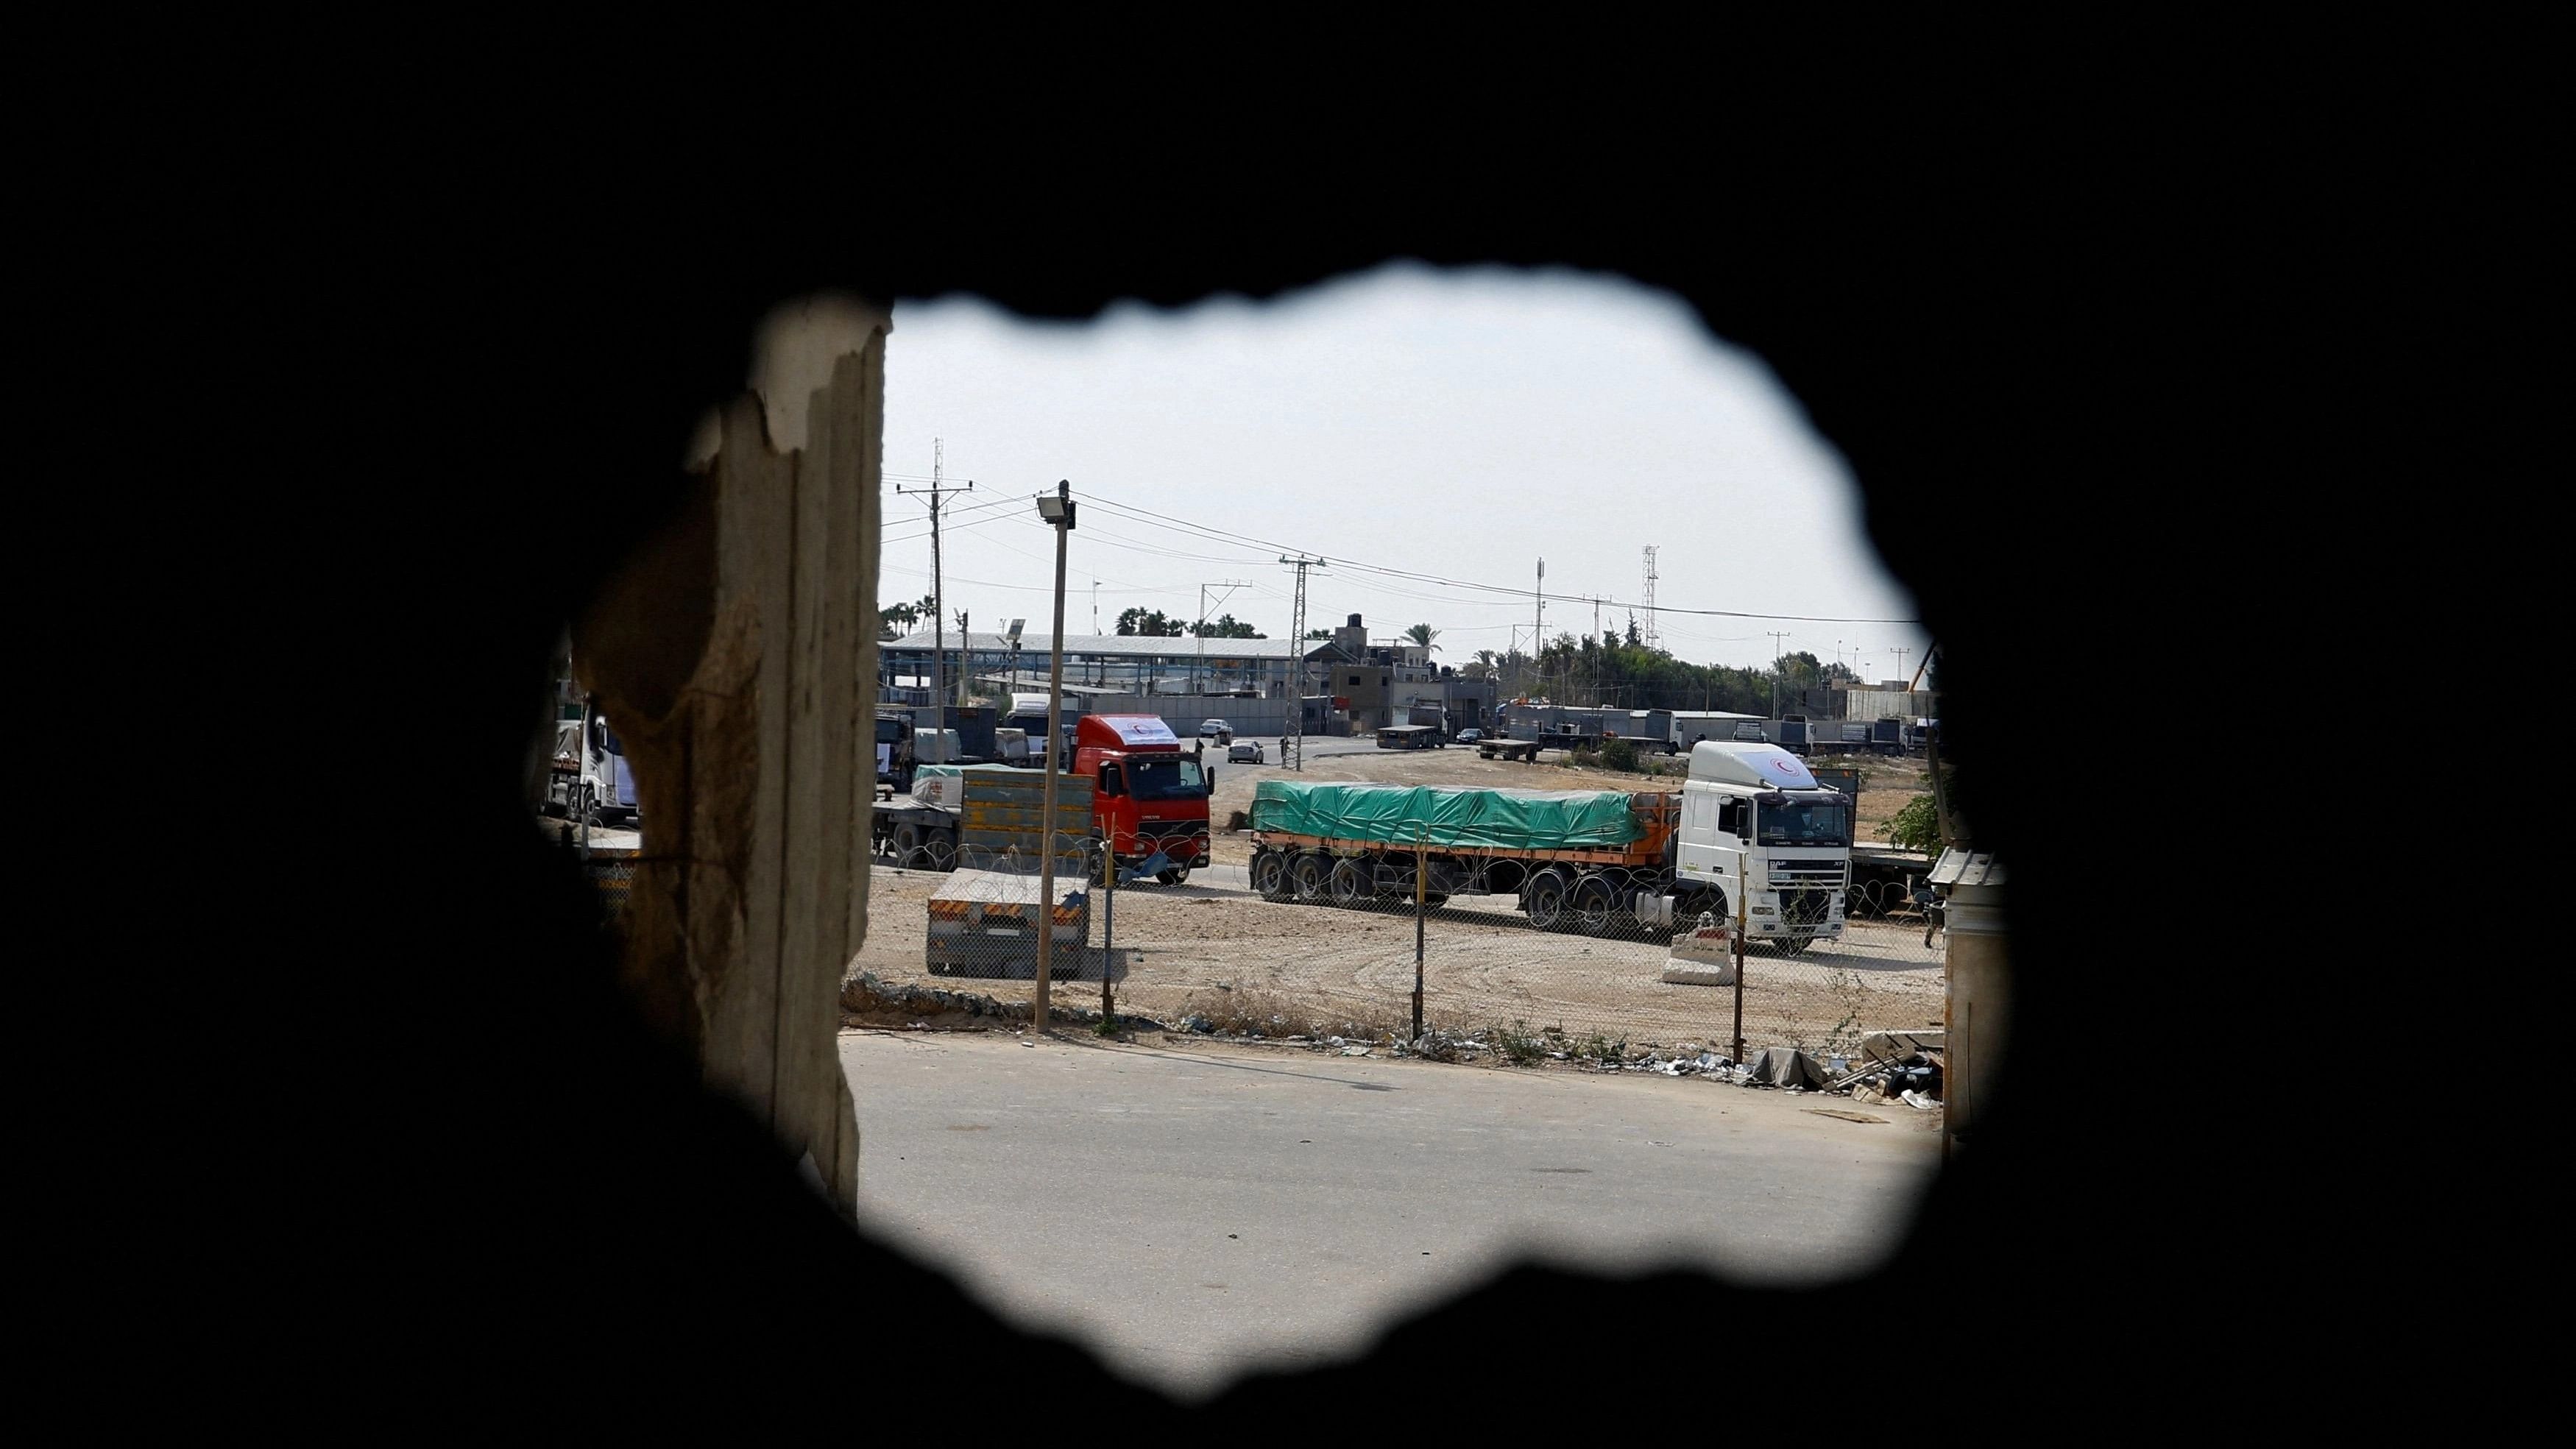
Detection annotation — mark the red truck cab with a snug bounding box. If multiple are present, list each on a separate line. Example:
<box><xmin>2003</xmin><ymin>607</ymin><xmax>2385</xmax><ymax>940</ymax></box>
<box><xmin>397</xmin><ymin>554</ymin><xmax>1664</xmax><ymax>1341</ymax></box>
<box><xmin>1074</xmin><ymin>714</ymin><xmax>1212</xmax><ymax>885</ymax></box>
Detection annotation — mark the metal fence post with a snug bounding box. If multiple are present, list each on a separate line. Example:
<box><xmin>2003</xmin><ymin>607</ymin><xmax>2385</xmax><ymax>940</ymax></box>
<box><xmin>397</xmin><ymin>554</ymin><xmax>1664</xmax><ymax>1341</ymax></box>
<box><xmin>1100</xmin><ymin>839</ymin><xmax>1115</xmax><ymax>1023</ymax></box>
<box><xmin>1413</xmin><ymin>823</ymin><xmax>1426</xmax><ymax>1041</ymax></box>
<box><xmin>1733</xmin><ymin>852</ymin><xmax>1747</xmax><ymax>1064</ymax></box>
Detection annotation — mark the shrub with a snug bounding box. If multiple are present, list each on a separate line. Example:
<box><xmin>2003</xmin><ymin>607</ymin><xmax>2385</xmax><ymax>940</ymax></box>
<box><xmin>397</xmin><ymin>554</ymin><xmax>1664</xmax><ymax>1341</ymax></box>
<box><xmin>1879</xmin><ymin>794</ymin><xmax>1940</xmax><ymax>852</ymax></box>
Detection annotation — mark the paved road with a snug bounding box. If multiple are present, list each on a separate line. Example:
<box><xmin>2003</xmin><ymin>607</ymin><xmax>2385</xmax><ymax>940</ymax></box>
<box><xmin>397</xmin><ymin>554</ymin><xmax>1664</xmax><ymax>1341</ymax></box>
<box><xmin>842</xmin><ymin>1030</ymin><xmax>1939</xmax><ymax>1399</ymax></box>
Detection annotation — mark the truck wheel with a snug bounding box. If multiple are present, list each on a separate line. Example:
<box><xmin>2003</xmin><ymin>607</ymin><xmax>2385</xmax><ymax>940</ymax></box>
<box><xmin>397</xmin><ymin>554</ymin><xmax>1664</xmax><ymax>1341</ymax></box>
<box><xmin>893</xmin><ymin>822</ymin><xmax>924</xmax><ymax>868</ymax></box>
<box><xmin>1525</xmin><ymin>871</ymin><xmax>1573</xmax><ymax>931</ymax></box>
<box><xmin>1773</xmin><ymin>934</ymin><xmax>1814</xmax><ymax>956</ymax></box>
<box><xmin>1253</xmin><ymin>852</ymin><xmax>1290</xmax><ymax>901</ymax></box>
<box><xmin>1328</xmin><ymin>859</ymin><xmax>1367</xmax><ymax>908</ymax></box>
<box><xmin>1290</xmin><ymin>853</ymin><xmax>1329</xmax><ymax>904</ymax></box>
<box><xmin>1156</xmin><ymin>866</ymin><xmax>1192</xmax><ymax>887</ymax></box>
<box><xmin>927</xmin><ymin>831</ymin><xmax>957</xmax><ymax>871</ymax></box>
<box><xmin>1572</xmin><ymin>875</ymin><xmax>1621</xmax><ymax>936</ymax></box>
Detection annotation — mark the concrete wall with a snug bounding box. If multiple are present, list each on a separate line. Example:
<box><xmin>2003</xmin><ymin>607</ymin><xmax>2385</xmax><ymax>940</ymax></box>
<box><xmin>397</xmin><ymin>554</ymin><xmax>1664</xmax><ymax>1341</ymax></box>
<box><xmin>575</xmin><ymin>315</ymin><xmax>885</xmax><ymax>1219</ymax></box>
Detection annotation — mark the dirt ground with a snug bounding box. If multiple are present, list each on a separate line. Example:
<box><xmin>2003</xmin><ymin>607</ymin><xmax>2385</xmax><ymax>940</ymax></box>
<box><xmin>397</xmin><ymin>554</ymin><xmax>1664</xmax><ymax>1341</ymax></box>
<box><xmin>848</xmin><ymin>743</ymin><xmax>1942</xmax><ymax>1056</ymax></box>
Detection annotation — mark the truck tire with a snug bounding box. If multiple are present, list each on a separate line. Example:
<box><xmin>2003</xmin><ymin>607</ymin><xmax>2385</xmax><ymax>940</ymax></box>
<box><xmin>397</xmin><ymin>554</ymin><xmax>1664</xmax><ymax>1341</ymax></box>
<box><xmin>1772</xmin><ymin>933</ymin><xmax>1814</xmax><ymax>956</ymax></box>
<box><xmin>926</xmin><ymin>830</ymin><xmax>957</xmax><ymax>871</ymax></box>
<box><xmin>1290</xmin><ymin>853</ymin><xmax>1329</xmax><ymax>904</ymax></box>
<box><xmin>1572</xmin><ymin>875</ymin><xmax>1622</xmax><ymax>937</ymax></box>
<box><xmin>1525</xmin><ymin>870</ymin><xmax>1574</xmax><ymax>932</ymax></box>
<box><xmin>1156</xmin><ymin>866</ymin><xmax>1192</xmax><ymax>887</ymax></box>
<box><xmin>1253</xmin><ymin>851</ymin><xmax>1290</xmax><ymax>901</ymax></box>
<box><xmin>893</xmin><ymin>821</ymin><xmax>924</xmax><ymax>868</ymax></box>
<box><xmin>1328</xmin><ymin>858</ymin><xmax>1367</xmax><ymax>908</ymax></box>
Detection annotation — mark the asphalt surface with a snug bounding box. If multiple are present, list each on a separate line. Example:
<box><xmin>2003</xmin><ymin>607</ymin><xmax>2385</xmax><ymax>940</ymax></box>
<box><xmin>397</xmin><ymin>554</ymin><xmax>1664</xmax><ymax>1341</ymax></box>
<box><xmin>842</xmin><ymin>1030</ymin><xmax>1940</xmax><ymax>1399</ymax></box>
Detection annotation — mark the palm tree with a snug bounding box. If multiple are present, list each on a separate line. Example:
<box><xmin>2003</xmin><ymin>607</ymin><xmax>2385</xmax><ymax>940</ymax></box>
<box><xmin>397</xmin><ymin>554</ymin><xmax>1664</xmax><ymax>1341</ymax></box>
<box><xmin>1404</xmin><ymin>623</ymin><xmax>1442</xmax><ymax>654</ymax></box>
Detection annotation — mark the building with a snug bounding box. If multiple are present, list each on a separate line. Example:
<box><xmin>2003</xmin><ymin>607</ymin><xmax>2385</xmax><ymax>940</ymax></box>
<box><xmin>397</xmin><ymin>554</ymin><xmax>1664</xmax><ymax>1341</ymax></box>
<box><xmin>880</xmin><ymin>628</ymin><xmax>1359</xmax><ymax>702</ymax></box>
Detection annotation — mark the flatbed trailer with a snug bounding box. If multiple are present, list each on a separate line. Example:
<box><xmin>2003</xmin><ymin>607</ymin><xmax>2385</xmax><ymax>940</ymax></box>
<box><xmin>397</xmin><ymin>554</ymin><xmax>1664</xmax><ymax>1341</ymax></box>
<box><xmin>1248</xmin><ymin>786</ymin><xmax>1681</xmax><ymax>935</ymax></box>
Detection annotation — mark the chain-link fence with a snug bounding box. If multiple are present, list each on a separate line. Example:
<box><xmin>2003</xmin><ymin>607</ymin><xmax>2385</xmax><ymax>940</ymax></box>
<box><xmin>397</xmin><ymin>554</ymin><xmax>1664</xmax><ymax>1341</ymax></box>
<box><xmin>845</xmin><ymin>801</ymin><xmax>1948</xmax><ymax>1068</ymax></box>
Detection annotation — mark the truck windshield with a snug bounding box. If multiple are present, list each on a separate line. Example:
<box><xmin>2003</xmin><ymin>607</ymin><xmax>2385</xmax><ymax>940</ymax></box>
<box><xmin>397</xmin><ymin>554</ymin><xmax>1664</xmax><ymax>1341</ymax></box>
<box><xmin>1127</xmin><ymin>758</ymin><xmax>1208</xmax><ymax>801</ymax></box>
<box><xmin>1758</xmin><ymin>798</ymin><xmax>1851</xmax><ymax>847</ymax></box>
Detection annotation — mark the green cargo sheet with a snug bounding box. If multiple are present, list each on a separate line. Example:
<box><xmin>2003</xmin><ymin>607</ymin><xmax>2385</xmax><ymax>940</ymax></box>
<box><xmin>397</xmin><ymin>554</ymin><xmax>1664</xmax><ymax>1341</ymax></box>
<box><xmin>1250</xmin><ymin>780</ymin><xmax>1641</xmax><ymax>851</ymax></box>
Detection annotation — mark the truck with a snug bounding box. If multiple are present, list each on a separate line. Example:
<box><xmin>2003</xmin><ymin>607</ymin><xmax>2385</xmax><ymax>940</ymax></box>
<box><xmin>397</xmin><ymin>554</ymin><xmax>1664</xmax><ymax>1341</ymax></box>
<box><xmin>1246</xmin><ymin>740</ymin><xmax>1854</xmax><ymax>950</ymax></box>
<box><xmin>1072</xmin><ymin>714</ymin><xmax>1214</xmax><ymax>886</ymax></box>
<box><xmin>1664</xmin><ymin>709</ymin><xmax>1770</xmax><ymax>753</ymax></box>
<box><xmin>872</xmin><ymin>763</ymin><xmax>1096</xmax><ymax>871</ymax></box>
<box><xmin>546</xmin><ymin>704</ymin><xmax>640</xmax><ymax>826</ymax></box>
<box><xmin>1777</xmin><ymin>715</ymin><xmax>1814</xmax><ymax>754</ymax></box>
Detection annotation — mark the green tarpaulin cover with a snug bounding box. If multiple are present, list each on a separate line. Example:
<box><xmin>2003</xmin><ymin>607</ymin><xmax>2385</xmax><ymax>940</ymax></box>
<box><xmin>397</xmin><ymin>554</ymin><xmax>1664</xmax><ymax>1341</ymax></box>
<box><xmin>1250</xmin><ymin>780</ymin><xmax>1641</xmax><ymax>850</ymax></box>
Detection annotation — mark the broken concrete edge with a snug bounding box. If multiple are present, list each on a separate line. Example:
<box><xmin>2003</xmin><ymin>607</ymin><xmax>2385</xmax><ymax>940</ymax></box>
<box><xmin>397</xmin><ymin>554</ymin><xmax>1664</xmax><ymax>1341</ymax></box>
<box><xmin>838</xmin><ymin>971</ymin><xmax>1169</xmax><ymax>1033</ymax></box>
<box><xmin>837</xmin><ymin>974</ymin><xmax>1917</xmax><ymax>1088</ymax></box>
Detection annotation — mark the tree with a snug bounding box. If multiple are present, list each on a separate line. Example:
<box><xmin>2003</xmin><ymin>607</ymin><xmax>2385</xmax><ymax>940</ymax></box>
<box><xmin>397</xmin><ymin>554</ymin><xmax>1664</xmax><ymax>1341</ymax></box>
<box><xmin>877</xmin><ymin>599</ymin><xmax>921</xmax><ymax>641</ymax></box>
<box><xmin>1305</xmin><ymin>628</ymin><xmax>1334</xmax><ymax>641</ymax></box>
<box><xmin>1117</xmin><ymin>606</ymin><xmax>1187</xmax><ymax>637</ymax></box>
<box><xmin>1189</xmin><ymin>613</ymin><xmax>1264</xmax><ymax>639</ymax></box>
<box><xmin>1403</xmin><ymin>623</ymin><xmax>1441</xmax><ymax>654</ymax></box>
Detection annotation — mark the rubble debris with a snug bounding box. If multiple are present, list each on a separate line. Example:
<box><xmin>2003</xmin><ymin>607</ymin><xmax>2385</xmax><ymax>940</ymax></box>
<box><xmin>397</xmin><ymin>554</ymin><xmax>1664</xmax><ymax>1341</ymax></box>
<box><xmin>836</xmin><ymin>971</ymin><xmax>1168</xmax><ymax>1035</ymax></box>
<box><xmin>1743</xmin><ymin>1046</ymin><xmax>1832</xmax><ymax>1091</ymax></box>
<box><xmin>1805</xmin><ymin>1109</ymin><xmax>1889</xmax><ymax>1124</ymax></box>
<box><xmin>1660</xmin><ymin>914</ymin><xmax>1737</xmax><ymax>986</ymax></box>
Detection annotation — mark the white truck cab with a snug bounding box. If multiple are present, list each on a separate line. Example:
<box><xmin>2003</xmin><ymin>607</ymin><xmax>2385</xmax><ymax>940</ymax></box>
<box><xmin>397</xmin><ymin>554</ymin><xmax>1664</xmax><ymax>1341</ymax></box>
<box><xmin>549</xmin><ymin>707</ymin><xmax>640</xmax><ymax>826</ymax></box>
<box><xmin>1669</xmin><ymin>740</ymin><xmax>1853</xmax><ymax>952</ymax></box>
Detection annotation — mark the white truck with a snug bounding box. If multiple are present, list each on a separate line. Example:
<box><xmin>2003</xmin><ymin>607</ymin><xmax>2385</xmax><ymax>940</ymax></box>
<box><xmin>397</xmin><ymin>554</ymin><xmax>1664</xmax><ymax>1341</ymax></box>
<box><xmin>1637</xmin><ymin>740</ymin><xmax>1854</xmax><ymax>954</ymax></box>
<box><xmin>546</xmin><ymin>706</ymin><xmax>640</xmax><ymax>826</ymax></box>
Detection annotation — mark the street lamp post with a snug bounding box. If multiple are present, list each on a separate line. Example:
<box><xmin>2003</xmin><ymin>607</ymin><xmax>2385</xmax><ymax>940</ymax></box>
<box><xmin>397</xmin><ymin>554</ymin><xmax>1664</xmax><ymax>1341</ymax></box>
<box><xmin>1032</xmin><ymin>482</ymin><xmax>1076</xmax><ymax>1031</ymax></box>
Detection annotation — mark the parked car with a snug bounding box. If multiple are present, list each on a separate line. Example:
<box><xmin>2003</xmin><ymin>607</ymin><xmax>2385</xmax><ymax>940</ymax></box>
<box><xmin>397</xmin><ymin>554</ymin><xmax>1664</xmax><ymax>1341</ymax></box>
<box><xmin>1227</xmin><ymin>740</ymin><xmax>1264</xmax><ymax>764</ymax></box>
<box><xmin>1199</xmin><ymin>718</ymin><xmax>1234</xmax><ymax>744</ymax></box>
<box><xmin>1455</xmin><ymin>728</ymin><xmax>1484</xmax><ymax>745</ymax></box>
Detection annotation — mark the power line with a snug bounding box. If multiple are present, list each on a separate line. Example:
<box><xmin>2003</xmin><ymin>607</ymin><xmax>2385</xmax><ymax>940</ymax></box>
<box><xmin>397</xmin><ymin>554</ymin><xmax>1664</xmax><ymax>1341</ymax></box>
<box><xmin>1076</xmin><ymin>489</ymin><xmax>1919</xmax><ymax>625</ymax></box>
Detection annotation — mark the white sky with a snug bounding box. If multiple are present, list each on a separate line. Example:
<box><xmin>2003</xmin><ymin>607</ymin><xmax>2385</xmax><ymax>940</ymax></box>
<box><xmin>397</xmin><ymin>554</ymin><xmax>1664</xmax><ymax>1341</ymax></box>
<box><xmin>877</xmin><ymin>263</ymin><xmax>1929</xmax><ymax>683</ymax></box>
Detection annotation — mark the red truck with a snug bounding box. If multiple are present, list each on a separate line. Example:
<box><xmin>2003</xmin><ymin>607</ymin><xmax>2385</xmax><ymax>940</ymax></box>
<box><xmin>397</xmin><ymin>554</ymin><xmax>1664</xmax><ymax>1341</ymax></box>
<box><xmin>1074</xmin><ymin>714</ymin><xmax>1214</xmax><ymax>885</ymax></box>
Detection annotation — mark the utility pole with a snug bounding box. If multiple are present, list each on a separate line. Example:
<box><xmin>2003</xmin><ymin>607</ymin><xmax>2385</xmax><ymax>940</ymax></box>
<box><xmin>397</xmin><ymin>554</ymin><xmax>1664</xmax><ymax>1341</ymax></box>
<box><xmin>1641</xmin><ymin>545</ymin><xmax>1660</xmax><ymax>652</ymax></box>
<box><xmin>1534</xmin><ymin>559</ymin><xmax>1546</xmax><ymax>701</ymax></box>
<box><xmin>895</xmin><ymin>439</ymin><xmax>972</xmax><ymax>714</ymax></box>
<box><xmin>1890</xmin><ymin>645</ymin><xmax>1910</xmax><ymax>694</ymax></box>
<box><xmin>955</xmin><ymin>609</ymin><xmax>969</xmax><ymax>706</ymax></box>
<box><xmin>1281</xmin><ymin>555</ymin><xmax>1326</xmax><ymax>769</ymax></box>
<box><xmin>1767</xmin><ymin>630</ymin><xmax>1790</xmax><ymax>718</ymax></box>
<box><xmin>1195</xmin><ymin>579</ymin><xmax>1250</xmax><ymax>698</ymax></box>
<box><xmin>1591</xmin><ymin>597</ymin><xmax>1602</xmax><ymax>705</ymax></box>
<box><xmin>1032</xmin><ymin>481</ymin><xmax>1076</xmax><ymax>1031</ymax></box>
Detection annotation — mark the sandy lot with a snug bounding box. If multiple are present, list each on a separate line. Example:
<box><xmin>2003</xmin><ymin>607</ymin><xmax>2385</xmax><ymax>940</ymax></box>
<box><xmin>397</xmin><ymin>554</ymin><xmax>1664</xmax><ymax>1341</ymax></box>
<box><xmin>850</xmin><ymin>743</ymin><xmax>1943</xmax><ymax>1055</ymax></box>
